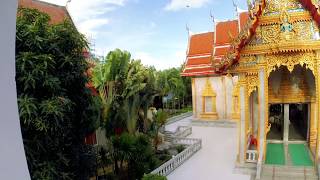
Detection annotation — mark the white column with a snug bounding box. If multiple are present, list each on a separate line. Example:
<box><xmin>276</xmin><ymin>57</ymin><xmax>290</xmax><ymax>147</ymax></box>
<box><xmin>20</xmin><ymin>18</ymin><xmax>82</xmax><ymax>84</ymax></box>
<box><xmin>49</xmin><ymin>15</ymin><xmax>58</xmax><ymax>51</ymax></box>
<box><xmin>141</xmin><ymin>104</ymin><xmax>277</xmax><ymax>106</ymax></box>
<box><xmin>258</xmin><ymin>69</ymin><xmax>266</xmax><ymax>156</ymax></box>
<box><xmin>256</xmin><ymin>68</ymin><xmax>266</xmax><ymax>179</ymax></box>
<box><xmin>0</xmin><ymin>0</ymin><xmax>30</xmax><ymax>179</ymax></box>
<box><xmin>283</xmin><ymin>104</ymin><xmax>289</xmax><ymax>142</ymax></box>
<box><xmin>239</xmin><ymin>85</ymin><xmax>246</xmax><ymax>164</ymax></box>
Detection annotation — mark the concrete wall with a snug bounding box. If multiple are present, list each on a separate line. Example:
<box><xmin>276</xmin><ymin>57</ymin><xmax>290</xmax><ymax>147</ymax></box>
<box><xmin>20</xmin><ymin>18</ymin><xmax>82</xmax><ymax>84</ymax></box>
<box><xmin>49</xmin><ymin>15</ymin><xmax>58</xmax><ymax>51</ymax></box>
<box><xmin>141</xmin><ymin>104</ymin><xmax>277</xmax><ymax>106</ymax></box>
<box><xmin>193</xmin><ymin>76</ymin><xmax>235</xmax><ymax>120</ymax></box>
<box><xmin>0</xmin><ymin>0</ymin><xmax>31</xmax><ymax>179</ymax></box>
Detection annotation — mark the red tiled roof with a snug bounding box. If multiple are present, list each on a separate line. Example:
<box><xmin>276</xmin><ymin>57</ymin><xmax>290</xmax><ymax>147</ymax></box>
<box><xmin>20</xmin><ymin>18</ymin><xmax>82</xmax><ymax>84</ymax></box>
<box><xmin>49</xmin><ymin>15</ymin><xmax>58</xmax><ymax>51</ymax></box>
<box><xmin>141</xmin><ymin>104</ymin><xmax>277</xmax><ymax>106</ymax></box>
<box><xmin>182</xmin><ymin>32</ymin><xmax>216</xmax><ymax>76</ymax></box>
<box><xmin>181</xmin><ymin>10</ymin><xmax>251</xmax><ymax>77</ymax></box>
<box><xmin>187</xmin><ymin>56</ymin><xmax>212</xmax><ymax>66</ymax></box>
<box><xmin>214</xmin><ymin>46</ymin><xmax>230</xmax><ymax>56</ymax></box>
<box><xmin>239</xmin><ymin>12</ymin><xmax>249</xmax><ymax>30</ymax></box>
<box><xmin>188</xmin><ymin>32</ymin><xmax>214</xmax><ymax>56</ymax></box>
<box><xmin>215</xmin><ymin>20</ymin><xmax>239</xmax><ymax>46</ymax></box>
<box><xmin>18</xmin><ymin>0</ymin><xmax>70</xmax><ymax>24</ymax></box>
<box><xmin>181</xmin><ymin>66</ymin><xmax>217</xmax><ymax>76</ymax></box>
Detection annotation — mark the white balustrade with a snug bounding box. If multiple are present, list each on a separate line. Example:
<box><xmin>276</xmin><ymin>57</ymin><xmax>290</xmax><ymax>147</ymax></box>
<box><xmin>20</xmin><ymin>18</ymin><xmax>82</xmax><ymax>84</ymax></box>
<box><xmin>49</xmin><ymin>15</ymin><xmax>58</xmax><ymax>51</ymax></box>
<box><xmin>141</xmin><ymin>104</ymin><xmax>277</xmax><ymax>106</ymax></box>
<box><xmin>174</xmin><ymin>126</ymin><xmax>192</xmax><ymax>138</ymax></box>
<box><xmin>246</xmin><ymin>150</ymin><xmax>258</xmax><ymax>163</ymax></box>
<box><xmin>150</xmin><ymin>137</ymin><xmax>202</xmax><ymax>176</ymax></box>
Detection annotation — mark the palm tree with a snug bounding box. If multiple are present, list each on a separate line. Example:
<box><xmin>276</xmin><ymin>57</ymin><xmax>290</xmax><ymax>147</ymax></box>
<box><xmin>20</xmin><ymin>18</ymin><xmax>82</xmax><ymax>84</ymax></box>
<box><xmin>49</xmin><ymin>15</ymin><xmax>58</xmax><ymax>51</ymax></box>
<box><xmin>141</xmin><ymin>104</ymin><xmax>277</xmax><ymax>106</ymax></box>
<box><xmin>154</xmin><ymin>109</ymin><xmax>168</xmax><ymax>151</ymax></box>
<box><xmin>92</xmin><ymin>62</ymin><xmax>114</xmax><ymax>122</ymax></box>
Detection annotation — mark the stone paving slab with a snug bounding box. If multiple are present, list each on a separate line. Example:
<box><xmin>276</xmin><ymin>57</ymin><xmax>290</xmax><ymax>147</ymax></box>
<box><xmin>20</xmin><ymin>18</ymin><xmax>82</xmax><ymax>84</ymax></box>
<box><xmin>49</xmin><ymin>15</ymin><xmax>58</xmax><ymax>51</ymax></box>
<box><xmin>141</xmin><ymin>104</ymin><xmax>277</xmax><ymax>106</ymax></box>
<box><xmin>166</xmin><ymin>119</ymin><xmax>250</xmax><ymax>180</ymax></box>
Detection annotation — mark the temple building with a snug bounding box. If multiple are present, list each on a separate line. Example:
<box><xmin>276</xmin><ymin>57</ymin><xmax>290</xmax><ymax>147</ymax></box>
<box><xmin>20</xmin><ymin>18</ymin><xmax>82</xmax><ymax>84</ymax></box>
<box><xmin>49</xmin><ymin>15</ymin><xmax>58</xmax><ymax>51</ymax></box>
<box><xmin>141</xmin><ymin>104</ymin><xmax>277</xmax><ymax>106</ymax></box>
<box><xmin>182</xmin><ymin>0</ymin><xmax>320</xmax><ymax>178</ymax></box>
<box><xmin>18</xmin><ymin>0</ymin><xmax>72</xmax><ymax>24</ymax></box>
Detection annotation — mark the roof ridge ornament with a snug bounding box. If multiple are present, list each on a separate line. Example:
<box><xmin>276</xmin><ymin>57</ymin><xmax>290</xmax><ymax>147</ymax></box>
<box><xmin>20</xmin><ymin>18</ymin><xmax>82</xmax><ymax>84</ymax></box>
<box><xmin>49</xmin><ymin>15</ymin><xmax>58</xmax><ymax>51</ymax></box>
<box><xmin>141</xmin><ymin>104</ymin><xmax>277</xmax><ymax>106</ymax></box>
<box><xmin>232</xmin><ymin>0</ymin><xmax>239</xmax><ymax>18</ymax></box>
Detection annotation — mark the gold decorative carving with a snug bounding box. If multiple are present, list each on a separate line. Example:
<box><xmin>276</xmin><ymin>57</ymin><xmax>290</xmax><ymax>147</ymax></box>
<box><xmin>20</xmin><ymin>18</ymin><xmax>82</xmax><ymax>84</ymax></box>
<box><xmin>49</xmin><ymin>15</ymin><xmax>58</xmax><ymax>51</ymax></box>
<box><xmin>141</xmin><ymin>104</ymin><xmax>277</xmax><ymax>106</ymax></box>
<box><xmin>264</xmin><ymin>0</ymin><xmax>302</xmax><ymax>14</ymax></box>
<box><xmin>259</xmin><ymin>21</ymin><xmax>312</xmax><ymax>44</ymax></box>
<box><xmin>200</xmin><ymin>78</ymin><xmax>218</xmax><ymax>120</ymax></box>
<box><xmin>261</xmin><ymin>24</ymin><xmax>279</xmax><ymax>44</ymax></box>
<box><xmin>242</xmin><ymin>41</ymin><xmax>320</xmax><ymax>55</ymax></box>
<box><xmin>268</xmin><ymin>66</ymin><xmax>315</xmax><ymax>103</ymax></box>
<box><xmin>309</xmin><ymin>102</ymin><xmax>317</xmax><ymax>148</ymax></box>
<box><xmin>232</xmin><ymin>83</ymin><xmax>240</xmax><ymax>120</ymax></box>
<box><xmin>241</xmin><ymin>56</ymin><xmax>257</xmax><ymax>63</ymax></box>
<box><xmin>265</xmin><ymin>52</ymin><xmax>315</xmax><ymax>76</ymax></box>
<box><xmin>246</xmin><ymin>74</ymin><xmax>259</xmax><ymax>97</ymax></box>
<box><xmin>202</xmin><ymin>78</ymin><xmax>216</xmax><ymax>96</ymax></box>
<box><xmin>260</xmin><ymin>11</ymin><xmax>312</xmax><ymax>25</ymax></box>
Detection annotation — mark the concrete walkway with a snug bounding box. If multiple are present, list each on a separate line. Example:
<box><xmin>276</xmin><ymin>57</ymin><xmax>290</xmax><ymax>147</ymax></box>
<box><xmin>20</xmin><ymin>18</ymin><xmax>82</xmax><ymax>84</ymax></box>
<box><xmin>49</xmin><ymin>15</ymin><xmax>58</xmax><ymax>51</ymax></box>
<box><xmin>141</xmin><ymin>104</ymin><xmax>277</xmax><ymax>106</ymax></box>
<box><xmin>165</xmin><ymin>117</ymin><xmax>251</xmax><ymax>180</ymax></box>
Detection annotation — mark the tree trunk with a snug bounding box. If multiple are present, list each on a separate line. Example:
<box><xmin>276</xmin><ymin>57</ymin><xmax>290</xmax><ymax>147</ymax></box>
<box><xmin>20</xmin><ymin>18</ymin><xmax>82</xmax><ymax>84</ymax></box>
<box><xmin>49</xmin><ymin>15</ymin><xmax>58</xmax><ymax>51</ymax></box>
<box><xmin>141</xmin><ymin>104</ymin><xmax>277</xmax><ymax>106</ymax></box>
<box><xmin>182</xmin><ymin>97</ymin><xmax>185</xmax><ymax>108</ymax></box>
<box><xmin>114</xmin><ymin>158</ymin><xmax>119</xmax><ymax>175</ymax></box>
<box><xmin>155</xmin><ymin>129</ymin><xmax>159</xmax><ymax>151</ymax></box>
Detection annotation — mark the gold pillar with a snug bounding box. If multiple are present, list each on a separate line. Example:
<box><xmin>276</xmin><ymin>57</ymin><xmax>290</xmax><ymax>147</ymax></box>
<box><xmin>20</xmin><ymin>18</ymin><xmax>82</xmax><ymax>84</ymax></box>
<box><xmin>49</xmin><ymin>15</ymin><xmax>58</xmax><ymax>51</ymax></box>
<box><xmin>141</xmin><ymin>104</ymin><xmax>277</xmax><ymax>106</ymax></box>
<box><xmin>310</xmin><ymin>102</ymin><xmax>317</xmax><ymax>150</ymax></box>
<box><xmin>316</xmin><ymin>51</ymin><xmax>320</xmax><ymax>161</ymax></box>
<box><xmin>192</xmin><ymin>78</ymin><xmax>196</xmax><ymax>117</ymax></box>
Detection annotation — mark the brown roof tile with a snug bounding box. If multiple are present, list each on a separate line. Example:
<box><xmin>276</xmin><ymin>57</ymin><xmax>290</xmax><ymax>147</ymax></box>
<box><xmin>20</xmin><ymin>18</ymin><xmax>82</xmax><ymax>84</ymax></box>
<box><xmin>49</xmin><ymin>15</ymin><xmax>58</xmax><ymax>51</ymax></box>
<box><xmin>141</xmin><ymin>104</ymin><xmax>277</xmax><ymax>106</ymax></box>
<box><xmin>18</xmin><ymin>0</ymin><xmax>70</xmax><ymax>24</ymax></box>
<box><xmin>215</xmin><ymin>20</ymin><xmax>238</xmax><ymax>45</ymax></box>
<box><xmin>188</xmin><ymin>32</ymin><xmax>214</xmax><ymax>56</ymax></box>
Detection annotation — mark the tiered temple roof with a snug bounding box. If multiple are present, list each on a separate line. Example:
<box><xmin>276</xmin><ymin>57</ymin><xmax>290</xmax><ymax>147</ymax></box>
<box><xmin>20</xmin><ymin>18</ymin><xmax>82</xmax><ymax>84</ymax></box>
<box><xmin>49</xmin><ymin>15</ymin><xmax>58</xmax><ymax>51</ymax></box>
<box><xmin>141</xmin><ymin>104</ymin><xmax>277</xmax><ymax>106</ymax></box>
<box><xmin>181</xmin><ymin>12</ymin><xmax>249</xmax><ymax>77</ymax></box>
<box><xmin>182</xmin><ymin>0</ymin><xmax>320</xmax><ymax>77</ymax></box>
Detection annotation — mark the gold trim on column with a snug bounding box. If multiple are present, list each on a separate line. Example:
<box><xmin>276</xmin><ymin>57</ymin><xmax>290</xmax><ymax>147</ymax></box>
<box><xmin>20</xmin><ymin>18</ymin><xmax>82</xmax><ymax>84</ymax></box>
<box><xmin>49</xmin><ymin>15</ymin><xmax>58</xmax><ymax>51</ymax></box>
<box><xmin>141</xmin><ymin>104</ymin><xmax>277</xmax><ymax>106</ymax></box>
<box><xmin>315</xmin><ymin>51</ymin><xmax>320</xmax><ymax>162</ymax></box>
<box><xmin>192</xmin><ymin>78</ymin><xmax>196</xmax><ymax>117</ymax></box>
<box><xmin>263</xmin><ymin>66</ymin><xmax>269</xmax><ymax>161</ymax></box>
<box><xmin>310</xmin><ymin>102</ymin><xmax>317</xmax><ymax>148</ymax></box>
<box><xmin>232</xmin><ymin>82</ymin><xmax>240</xmax><ymax>120</ymax></box>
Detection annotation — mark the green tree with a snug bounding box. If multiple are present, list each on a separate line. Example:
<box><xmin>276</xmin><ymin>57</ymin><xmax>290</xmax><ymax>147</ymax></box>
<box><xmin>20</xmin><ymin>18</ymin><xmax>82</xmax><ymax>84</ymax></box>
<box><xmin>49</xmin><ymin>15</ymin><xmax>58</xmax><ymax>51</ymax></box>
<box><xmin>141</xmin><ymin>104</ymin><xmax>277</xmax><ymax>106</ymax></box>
<box><xmin>111</xmin><ymin>133</ymin><xmax>159</xmax><ymax>179</ymax></box>
<box><xmin>153</xmin><ymin>109</ymin><xmax>168</xmax><ymax>151</ymax></box>
<box><xmin>93</xmin><ymin>49</ymin><xmax>159</xmax><ymax>136</ymax></box>
<box><xmin>16</xmin><ymin>8</ymin><xmax>101</xmax><ymax>179</ymax></box>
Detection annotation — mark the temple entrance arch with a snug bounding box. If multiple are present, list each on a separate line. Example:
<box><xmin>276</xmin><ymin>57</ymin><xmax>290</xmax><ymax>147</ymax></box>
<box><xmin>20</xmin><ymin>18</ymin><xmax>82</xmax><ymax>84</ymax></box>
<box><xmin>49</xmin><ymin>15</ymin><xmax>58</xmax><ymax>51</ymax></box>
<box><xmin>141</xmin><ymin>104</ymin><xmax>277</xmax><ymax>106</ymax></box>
<box><xmin>265</xmin><ymin>64</ymin><xmax>316</xmax><ymax>165</ymax></box>
<box><xmin>267</xmin><ymin>64</ymin><xmax>316</xmax><ymax>142</ymax></box>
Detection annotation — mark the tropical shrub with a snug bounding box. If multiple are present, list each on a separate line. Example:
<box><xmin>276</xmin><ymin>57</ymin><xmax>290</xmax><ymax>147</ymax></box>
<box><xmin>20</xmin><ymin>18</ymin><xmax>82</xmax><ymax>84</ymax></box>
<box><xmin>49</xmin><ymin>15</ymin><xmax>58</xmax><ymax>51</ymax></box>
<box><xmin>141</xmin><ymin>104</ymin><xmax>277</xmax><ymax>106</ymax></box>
<box><xmin>111</xmin><ymin>133</ymin><xmax>159</xmax><ymax>179</ymax></box>
<box><xmin>16</xmin><ymin>8</ymin><xmax>101</xmax><ymax>179</ymax></box>
<box><xmin>142</xmin><ymin>174</ymin><xmax>168</xmax><ymax>180</ymax></box>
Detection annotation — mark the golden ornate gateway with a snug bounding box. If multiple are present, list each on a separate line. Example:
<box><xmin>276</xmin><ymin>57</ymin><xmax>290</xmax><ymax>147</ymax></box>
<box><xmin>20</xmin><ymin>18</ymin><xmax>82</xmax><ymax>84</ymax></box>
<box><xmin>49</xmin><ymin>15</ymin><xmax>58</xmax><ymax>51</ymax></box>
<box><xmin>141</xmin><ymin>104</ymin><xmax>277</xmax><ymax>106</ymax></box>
<box><xmin>229</xmin><ymin>0</ymin><xmax>320</xmax><ymax>166</ymax></box>
<box><xmin>182</xmin><ymin>0</ymin><xmax>320</xmax><ymax>171</ymax></box>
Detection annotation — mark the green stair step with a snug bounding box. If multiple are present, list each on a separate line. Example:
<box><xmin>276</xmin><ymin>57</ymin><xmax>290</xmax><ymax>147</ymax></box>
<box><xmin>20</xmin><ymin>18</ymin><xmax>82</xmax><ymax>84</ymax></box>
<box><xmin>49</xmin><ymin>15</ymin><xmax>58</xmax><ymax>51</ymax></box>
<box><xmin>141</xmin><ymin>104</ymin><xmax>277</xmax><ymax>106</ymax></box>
<box><xmin>288</xmin><ymin>144</ymin><xmax>313</xmax><ymax>166</ymax></box>
<box><xmin>265</xmin><ymin>143</ymin><xmax>285</xmax><ymax>165</ymax></box>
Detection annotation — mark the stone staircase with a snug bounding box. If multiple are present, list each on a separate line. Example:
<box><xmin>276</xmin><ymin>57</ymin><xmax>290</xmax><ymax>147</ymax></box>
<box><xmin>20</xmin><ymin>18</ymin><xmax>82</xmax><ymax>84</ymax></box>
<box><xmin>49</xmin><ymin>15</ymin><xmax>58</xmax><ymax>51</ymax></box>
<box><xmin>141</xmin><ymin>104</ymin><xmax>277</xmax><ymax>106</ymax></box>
<box><xmin>260</xmin><ymin>165</ymin><xmax>318</xmax><ymax>180</ymax></box>
<box><xmin>163</xmin><ymin>131</ymin><xmax>174</xmax><ymax>142</ymax></box>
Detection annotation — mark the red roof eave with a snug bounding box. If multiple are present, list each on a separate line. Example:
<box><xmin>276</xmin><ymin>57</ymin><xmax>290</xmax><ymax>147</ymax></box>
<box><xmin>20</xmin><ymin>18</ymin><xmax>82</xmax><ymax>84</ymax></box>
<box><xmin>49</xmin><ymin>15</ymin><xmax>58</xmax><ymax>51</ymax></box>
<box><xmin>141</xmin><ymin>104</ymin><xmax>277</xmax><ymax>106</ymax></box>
<box><xmin>215</xmin><ymin>0</ymin><xmax>266</xmax><ymax>73</ymax></box>
<box><xmin>300</xmin><ymin>0</ymin><xmax>320</xmax><ymax>25</ymax></box>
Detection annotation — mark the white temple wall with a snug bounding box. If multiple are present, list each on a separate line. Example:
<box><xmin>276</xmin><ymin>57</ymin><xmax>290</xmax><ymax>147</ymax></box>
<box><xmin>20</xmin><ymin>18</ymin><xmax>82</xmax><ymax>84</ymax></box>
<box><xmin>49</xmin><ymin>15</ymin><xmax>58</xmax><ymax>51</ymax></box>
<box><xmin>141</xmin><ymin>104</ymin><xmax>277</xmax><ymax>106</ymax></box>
<box><xmin>193</xmin><ymin>76</ymin><xmax>234</xmax><ymax>120</ymax></box>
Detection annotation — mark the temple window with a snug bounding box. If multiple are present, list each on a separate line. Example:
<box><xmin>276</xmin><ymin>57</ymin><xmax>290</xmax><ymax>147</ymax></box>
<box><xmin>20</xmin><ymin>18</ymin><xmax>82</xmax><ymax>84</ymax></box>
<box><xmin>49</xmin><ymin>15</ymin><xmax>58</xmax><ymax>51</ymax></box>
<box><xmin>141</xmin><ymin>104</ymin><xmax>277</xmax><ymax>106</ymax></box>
<box><xmin>200</xmin><ymin>78</ymin><xmax>218</xmax><ymax>119</ymax></box>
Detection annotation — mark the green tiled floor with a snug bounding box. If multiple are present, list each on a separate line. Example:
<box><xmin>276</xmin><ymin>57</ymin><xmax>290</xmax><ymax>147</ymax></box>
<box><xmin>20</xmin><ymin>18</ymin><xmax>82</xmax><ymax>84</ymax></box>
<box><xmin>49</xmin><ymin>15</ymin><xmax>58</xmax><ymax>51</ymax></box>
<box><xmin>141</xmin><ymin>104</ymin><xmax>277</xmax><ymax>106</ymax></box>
<box><xmin>265</xmin><ymin>143</ymin><xmax>285</xmax><ymax>165</ymax></box>
<box><xmin>288</xmin><ymin>144</ymin><xmax>313</xmax><ymax>166</ymax></box>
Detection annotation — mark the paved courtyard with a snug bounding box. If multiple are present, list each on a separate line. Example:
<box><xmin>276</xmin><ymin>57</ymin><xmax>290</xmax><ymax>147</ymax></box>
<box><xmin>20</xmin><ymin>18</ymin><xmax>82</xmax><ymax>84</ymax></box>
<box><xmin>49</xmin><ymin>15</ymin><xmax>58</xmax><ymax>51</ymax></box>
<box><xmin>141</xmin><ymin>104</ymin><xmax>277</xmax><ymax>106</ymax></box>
<box><xmin>166</xmin><ymin>117</ymin><xmax>251</xmax><ymax>180</ymax></box>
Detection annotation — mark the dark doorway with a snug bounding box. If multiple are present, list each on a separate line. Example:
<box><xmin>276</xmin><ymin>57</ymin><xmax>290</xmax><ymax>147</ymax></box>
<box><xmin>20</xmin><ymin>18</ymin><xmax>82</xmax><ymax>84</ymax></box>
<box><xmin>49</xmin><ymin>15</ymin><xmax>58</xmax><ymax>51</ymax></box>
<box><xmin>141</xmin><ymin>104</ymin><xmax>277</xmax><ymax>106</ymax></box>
<box><xmin>288</xmin><ymin>104</ymin><xmax>308</xmax><ymax>141</ymax></box>
<box><xmin>267</xmin><ymin>104</ymin><xmax>284</xmax><ymax>140</ymax></box>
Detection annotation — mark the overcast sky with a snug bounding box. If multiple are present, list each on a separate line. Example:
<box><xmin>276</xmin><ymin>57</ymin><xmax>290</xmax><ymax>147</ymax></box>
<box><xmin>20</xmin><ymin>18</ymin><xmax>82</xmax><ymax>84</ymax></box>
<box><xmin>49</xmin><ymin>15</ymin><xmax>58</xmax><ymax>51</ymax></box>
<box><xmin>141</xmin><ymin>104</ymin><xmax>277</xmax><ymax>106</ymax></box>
<box><xmin>41</xmin><ymin>0</ymin><xmax>248</xmax><ymax>70</ymax></box>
